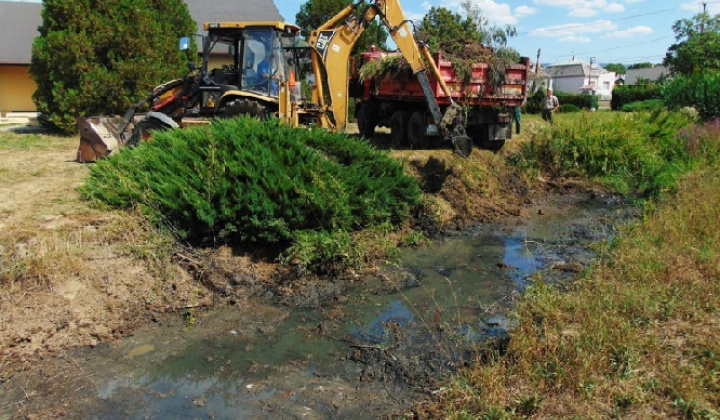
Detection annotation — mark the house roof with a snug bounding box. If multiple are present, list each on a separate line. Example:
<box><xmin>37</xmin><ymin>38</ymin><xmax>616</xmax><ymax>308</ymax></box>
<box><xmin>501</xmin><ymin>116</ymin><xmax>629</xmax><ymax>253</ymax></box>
<box><xmin>185</xmin><ymin>0</ymin><xmax>283</xmax><ymax>36</ymax></box>
<box><xmin>544</xmin><ymin>59</ymin><xmax>609</xmax><ymax>78</ymax></box>
<box><xmin>625</xmin><ymin>66</ymin><xmax>669</xmax><ymax>84</ymax></box>
<box><xmin>0</xmin><ymin>2</ymin><xmax>42</xmax><ymax>65</ymax></box>
<box><xmin>0</xmin><ymin>0</ymin><xmax>284</xmax><ymax>65</ymax></box>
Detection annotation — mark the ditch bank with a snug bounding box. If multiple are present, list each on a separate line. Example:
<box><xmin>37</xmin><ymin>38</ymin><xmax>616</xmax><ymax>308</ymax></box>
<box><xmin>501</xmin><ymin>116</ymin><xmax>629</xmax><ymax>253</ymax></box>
<box><xmin>0</xmin><ymin>183</ymin><xmax>638</xmax><ymax>419</ymax></box>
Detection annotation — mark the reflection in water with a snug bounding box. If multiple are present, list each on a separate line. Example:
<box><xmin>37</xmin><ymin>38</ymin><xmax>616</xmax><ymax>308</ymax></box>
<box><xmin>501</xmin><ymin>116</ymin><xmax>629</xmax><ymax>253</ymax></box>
<box><xmin>25</xmin><ymin>197</ymin><xmax>620</xmax><ymax>419</ymax></box>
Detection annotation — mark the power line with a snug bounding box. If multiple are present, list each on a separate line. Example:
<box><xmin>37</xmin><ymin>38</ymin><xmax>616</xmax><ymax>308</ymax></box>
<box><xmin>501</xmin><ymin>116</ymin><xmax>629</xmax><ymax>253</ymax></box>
<box><xmin>550</xmin><ymin>36</ymin><xmax>673</xmax><ymax>61</ymax></box>
<box><xmin>518</xmin><ymin>7</ymin><xmax>678</xmax><ymax>36</ymax></box>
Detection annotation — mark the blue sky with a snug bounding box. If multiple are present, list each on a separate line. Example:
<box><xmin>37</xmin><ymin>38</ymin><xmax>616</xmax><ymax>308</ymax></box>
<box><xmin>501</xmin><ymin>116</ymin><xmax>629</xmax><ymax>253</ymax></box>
<box><xmin>273</xmin><ymin>0</ymin><xmax>715</xmax><ymax>66</ymax></box>
<box><xmin>7</xmin><ymin>0</ymin><xmax>714</xmax><ymax>67</ymax></box>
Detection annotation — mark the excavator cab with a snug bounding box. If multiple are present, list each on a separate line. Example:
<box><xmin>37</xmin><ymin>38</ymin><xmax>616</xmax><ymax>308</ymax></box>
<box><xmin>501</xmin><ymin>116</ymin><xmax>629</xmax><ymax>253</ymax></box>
<box><xmin>199</xmin><ymin>22</ymin><xmax>308</xmax><ymax>111</ymax></box>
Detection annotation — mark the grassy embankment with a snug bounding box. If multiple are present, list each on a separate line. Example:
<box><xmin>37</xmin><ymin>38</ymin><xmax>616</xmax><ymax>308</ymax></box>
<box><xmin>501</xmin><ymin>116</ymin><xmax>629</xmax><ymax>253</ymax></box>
<box><xmin>439</xmin><ymin>112</ymin><xmax>720</xmax><ymax>418</ymax></box>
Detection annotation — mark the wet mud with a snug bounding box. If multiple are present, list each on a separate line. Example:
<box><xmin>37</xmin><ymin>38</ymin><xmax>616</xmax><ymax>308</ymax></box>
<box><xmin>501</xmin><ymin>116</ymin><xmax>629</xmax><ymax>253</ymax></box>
<box><xmin>0</xmin><ymin>192</ymin><xmax>638</xmax><ymax>419</ymax></box>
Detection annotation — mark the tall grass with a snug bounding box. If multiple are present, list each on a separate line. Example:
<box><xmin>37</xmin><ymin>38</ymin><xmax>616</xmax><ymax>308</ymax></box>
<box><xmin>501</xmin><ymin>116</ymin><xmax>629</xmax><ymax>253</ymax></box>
<box><xmin>514</xmin><ymin>111</ymin><xmax>697</xmax><ymax>195</ymax></box>
<box><xmin>437</xmin><ymin>119</ymin><xmax>720</xmax><ymax>418</ymax></box>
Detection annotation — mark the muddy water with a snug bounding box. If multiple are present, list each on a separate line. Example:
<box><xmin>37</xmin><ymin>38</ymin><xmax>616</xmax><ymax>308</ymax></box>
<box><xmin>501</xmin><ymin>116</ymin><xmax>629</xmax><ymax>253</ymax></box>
<box><xmin>0</xmin><ymin>194</ymin><xmax>630</xmax><ymax>419</ymax></box>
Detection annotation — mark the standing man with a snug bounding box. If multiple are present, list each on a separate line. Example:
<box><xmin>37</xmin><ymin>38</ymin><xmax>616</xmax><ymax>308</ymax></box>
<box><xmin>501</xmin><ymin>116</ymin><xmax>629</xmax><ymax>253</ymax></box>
<box><xmin>542</xmin><ymin>89</ymin><xmax>559</xmax><ymax>123</ymax></box>
<box><xmin>510</xmin><ymin>106</ymin><xmax>521</xmax><ymax>134</ymax></box>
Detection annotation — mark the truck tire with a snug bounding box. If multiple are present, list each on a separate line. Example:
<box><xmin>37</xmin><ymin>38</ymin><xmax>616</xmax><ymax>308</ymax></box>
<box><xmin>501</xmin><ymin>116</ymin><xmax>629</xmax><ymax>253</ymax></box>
<box><xmin>481</xmin><ymin>139</ymin><xmax>506</xmax><ymax>152</ymax></box>
<box><xmin>220</xmin><ymin>98</ymin><xmax>270</xmax><ymax>120</ymax></box>
<box><xmin>127</xmin><ymin>117</ymin><xmax>171</xmax><ymax>147</ymax></box>
<box><xmin>389</xmin><ymin>110</ymin><xmax>409</xmax><ymax>147</ymax></box>
<box><xmin>408</xmin><ymin>111</ymin><xmax>429</xmax><ymax>149</ymax></box>
<box><xmin>356</xmin><ymin>102</ymin><xmax>377</xmax><ymax>138</ymax></box>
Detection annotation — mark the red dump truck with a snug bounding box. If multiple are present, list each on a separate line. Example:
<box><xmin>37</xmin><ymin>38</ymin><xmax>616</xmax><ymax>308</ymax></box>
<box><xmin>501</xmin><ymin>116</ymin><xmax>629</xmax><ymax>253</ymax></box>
<box><xmin>352</xmin><ymin>49</ymin><xmax>530</xmax><ymax>151</ymax></box>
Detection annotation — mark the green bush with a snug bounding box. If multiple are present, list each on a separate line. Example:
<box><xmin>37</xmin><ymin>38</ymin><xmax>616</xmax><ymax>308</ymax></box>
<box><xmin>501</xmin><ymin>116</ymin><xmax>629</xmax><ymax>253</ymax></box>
<box><xmin>524</xmin><ymin>87</ymin><xmax>546</xmax><ymax>114</ymax></box>
<box><xmin>79</xmin><ymin>117</ymin><xmax>421</xmax><ymax>269</ymax></box>
<box><xmin>556</xmin><ymin>93</ymin><xmax>592</xmax><ymax>110</ymax></box>
<box><xmin>611</xmin><ymin>85</ymin><xmax>663</xmax><ymax>111</ymax></box>
<box><xmin>558</xmin><ymin>103</ymin><xmax>581</xmax><ymax>113</ymax></box>
<box><xmin>30</xmin><ymin>0</ymin><xmax>197</xmax><ymax>133</ymax></box>
<box><xmin>514</xmin><ymin>111</ymin><xmax>694</xmax><ymax>195</ymax></box>
<box><xmin>621</xmin><ymin>99</ymin><xmax>665</xmax><ymax>112</ymax></box>
<box><xmin>664</xmin><ymin>71</ymin><xmax>720</xmax><ymax>121</ymax></box>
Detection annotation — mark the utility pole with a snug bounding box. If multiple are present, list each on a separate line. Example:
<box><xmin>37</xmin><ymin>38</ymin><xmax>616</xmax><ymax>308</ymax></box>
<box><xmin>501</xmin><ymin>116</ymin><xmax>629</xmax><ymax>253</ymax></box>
<box><xmin>531</xmin><ymin>48</ymin><xmax>541</xmax><ymax>92</ymax></box>
<box><xmin>702</xmin><ymin>2</ymin><xmax>707</xmax><ymax>33</ymax></box>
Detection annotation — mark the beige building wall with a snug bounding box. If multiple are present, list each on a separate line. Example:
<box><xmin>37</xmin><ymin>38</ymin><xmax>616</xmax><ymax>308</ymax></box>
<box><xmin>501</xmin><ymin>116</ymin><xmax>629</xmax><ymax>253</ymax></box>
<box><xmin>0</xmin><ymin>65</ymin><xmax>37</xmax><ymax>116</ymax></box>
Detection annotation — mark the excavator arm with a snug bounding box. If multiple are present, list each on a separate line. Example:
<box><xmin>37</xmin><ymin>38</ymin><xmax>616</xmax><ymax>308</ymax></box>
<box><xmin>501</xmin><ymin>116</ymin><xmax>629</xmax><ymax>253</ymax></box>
<box><xmin>308</xmin><ymin>0</ymin><xmax>473</xmax><ymax>156</ymax></box>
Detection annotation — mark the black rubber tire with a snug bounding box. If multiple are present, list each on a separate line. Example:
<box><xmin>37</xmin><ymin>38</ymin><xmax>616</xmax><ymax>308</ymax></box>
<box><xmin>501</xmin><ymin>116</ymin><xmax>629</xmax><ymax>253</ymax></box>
<box><xmin>389</xmin><ymin>110</ymin><xmax>409</xmax><ymax>147</ymax></box>
<box><xmin>481</xmin><ymin>139</ymin><xmax>506</xmax><ymax>152</ymax></box>
<box><xmin>407</xmin><ymin>111</ymin><xmax>429</xmax><ymax>149</ymax></box>
<box><xmin>220</xmin><ymin>98</ymin><xmax>270</xmax><ymax>120</ymax></box>
<box><xmin>356</xmin><ymin>102</ymin><xmax>378</xmax><ymax>139</ymax></box>
<box><xmin>127</xmin><ymin>117</ymin><xmax>170</xmax><ymax>147</ymax></box>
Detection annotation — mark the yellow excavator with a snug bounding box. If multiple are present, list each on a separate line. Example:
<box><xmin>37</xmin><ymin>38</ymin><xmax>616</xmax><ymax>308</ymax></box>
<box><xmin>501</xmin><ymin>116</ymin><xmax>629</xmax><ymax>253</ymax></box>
<box><xmin>76</xmin><ymin>0</ymin><xmax>474</xmax><ymax>162</ymax></box>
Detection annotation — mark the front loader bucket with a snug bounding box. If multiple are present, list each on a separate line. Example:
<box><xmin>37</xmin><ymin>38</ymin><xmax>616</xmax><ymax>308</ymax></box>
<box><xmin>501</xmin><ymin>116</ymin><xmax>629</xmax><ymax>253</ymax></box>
<box><xmin>76</xmin><ymin>116</ymin><xmax>126</xmax><ymax>162</ymax></box>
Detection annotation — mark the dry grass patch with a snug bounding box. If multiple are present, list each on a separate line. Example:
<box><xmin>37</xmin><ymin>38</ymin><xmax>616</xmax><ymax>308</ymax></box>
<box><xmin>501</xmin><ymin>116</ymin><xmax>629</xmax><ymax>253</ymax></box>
<box><xmin>0</xmin><ymin>131</ymin><xmax>208</xmax><ymax>379</ymax></box>
<box><xmin>437</xmin><ymin>165</ymin><xmax>720</xmax><ymax>419</ymax></box>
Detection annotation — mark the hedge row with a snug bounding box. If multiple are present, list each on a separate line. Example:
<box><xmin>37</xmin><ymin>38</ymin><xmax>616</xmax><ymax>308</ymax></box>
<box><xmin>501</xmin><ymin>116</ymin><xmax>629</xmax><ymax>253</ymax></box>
<box><xmin>611</xmin><ymin>84</ymin><xmax>663</xmax><ymax>110</ymax></box>
<box><xmin>80</xmin><ymin>117</ymin><xmax>422</xmax><ymax>246</ymax></box>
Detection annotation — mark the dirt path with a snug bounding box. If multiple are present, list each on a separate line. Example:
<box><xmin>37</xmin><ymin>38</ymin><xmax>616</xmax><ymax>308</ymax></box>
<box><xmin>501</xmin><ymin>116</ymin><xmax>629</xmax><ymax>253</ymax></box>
<box><xmin>0</xmin><ymin>131</ymin><xmax>216</xmax><ymax>379</ymax></box>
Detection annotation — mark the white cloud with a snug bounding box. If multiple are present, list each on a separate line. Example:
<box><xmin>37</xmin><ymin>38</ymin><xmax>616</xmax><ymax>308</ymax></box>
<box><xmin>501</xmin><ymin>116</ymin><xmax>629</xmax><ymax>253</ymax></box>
<box><xmin>602</xmin><ymin>25</ymin><xmax>653</xmax><ymax>38</ymax></box>
<box><xmin>681</xmin><ymin>0</ymin><xmax>720</xmax><ymax>11</ymax></box>
<box><xmin>558</xmin><ymin>36</ymin><xmax>592</xmax><ymax>43</ymax></box>
<box><xmin>532</xmin><ymin>0</ymin><xmax>579</xmax><ymax>6</ymax></box>
<box><xmin>569</xmin><ymin>7</ymin><xmax>598</xmax><ymax>17</ymax></box>
<box><xmin>533</xmin><ymin>0</ymin><xmax>627</xmax><ymax>19</ymax></box>
<box><xmin>530</xmin><ymin>20</ymin><xmax>617</xmax><ymax>37</ymax></box>
<box><xmin>515</xmin><ymin>5</ymin><xmax>538</xmax><ymax>17</ymax></box>
<box><xmin>606</xmin><ymin>3</ymin><xmax>625</xmax><ymax>12</ymax></box>
<box><xmin>461</xmin><ymin>0</ymin><xmax>517</xmax><ymax>25</ymax></box>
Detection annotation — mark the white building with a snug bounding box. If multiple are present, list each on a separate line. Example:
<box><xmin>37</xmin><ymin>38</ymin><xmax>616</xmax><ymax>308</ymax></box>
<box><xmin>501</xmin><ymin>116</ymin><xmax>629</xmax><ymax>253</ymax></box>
<box><xmin>544</xmin><ymin>58</ymin><xmax>616</xmax><ymax>100</ymax></box>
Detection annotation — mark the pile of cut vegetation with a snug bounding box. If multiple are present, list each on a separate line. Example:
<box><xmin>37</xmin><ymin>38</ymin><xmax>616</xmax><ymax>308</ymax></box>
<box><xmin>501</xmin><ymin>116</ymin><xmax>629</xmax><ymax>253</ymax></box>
<box><xmin>358</xmin><ymin>39</ymin><xmax>514</xmax><ymax>88</ymax></box>
<box><xmin>80</xmin><ymin>117</ymin><xmax>421</xmax><ymax>272</ymax></box>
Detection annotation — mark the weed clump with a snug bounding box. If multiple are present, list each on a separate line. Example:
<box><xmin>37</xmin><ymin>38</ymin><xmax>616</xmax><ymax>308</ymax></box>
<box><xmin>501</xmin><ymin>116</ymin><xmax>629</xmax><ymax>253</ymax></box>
<box><xmin>514</xmin><ymin>110</ymin><xmax>695</xmax><ymax>195</ymax></box>
<box><xmin>79</xmin><ymin>116</ymin><xmax>421</xmax><ymax>272</ymax></box>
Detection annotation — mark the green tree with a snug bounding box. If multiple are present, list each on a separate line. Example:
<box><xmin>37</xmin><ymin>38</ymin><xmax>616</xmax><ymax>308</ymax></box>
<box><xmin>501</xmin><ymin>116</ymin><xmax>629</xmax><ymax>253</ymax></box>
<box><xmin>461</xmin><ymin>0</ymin><xmax>517</xmax><ymax>48</ymax></box>
<box><xmin>417</xmin><ymin>6</ymin><xmax>481</xmax><ymax>50</ymax></box>
<box><xmin>418</xmin><ymin>4</ymin><xmax>519</xmax><ymax>59</ymax></box>
<box><xmin>295</xmin><ymin>0</ymin><xmax>388</xmax><ymax>53</ymax></box>
<box><xmin>664</xmin><ymin>11</ymin><xmax>720</xmax><ymax>75</ymax></box>
<box><xmin>664</xmin><ymin>71</ymin><xmax>720</xmax><ymax>120</ymax></box>
<box><xmin>30</xmin><ymin>0</ymin><xmax>196</xmax><ymax>133</ymax></box>
<box><xmin>628</xmin><ymin>62</ymin><xmax>655</xmax><ymax>69</ymax></box>
<box><xmin>604</xmin><ymin>63</ymin><xmax>627</xmax><ymax>74</ymax></box>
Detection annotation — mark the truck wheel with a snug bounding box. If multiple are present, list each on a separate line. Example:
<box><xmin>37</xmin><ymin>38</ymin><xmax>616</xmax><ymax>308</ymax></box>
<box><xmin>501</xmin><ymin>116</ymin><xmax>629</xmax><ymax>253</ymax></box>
<box><xmin>389</xmin><ymin>111</ymin><xmax>409</xmax><ymax>147</ymax></box>
<box><xmin>356</xmin><ymin>103</ymin><xmax>377</xmax><ymax>138</ymax></box>
<box><xmin>407</xmin><ymin>111</ymin><xmax>429</xmax><ymax>149</ymax></box>
<box><xmin>220</xmin><ymin>99</ymin><xmax>270</xmax><ymax>120</ymax></box>
<box><xmin>127</xmin><ymin>117</ymin><xmax>170</xmax><ymax>147</ymax></box>
<box><xmin>481</xmin><ymin>140</ymin><xmax>506</xmax><ymax>152</ymax></box>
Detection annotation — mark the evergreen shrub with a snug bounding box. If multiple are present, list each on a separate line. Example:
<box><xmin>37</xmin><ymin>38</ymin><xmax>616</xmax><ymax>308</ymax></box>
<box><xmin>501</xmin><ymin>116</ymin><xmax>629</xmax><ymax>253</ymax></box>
<box><xmin>80</xmin><ymin>117</ymin><xmax>421</xmax><ymax>264</ymax></box>
<box><xmin>555</xmin><ymin>93</ymin><xmax>592</xmax><ymax>110</ymax></box>
<box><xmin>621</xmin><ymin>99</ymin><xmax>665</xmax><ymax>112</ymax></box>
<box><xmin>30</xmin><ymin>0</ymin><xmax>196</xmax><ymax>133</ymax></box>
<box><xmin>611</xmin><ymin>84</ymin><xmax>663</xmax><ymax>110</ymax></box>
<box><xmin>558</xmin><ymin>104</ymin><xmax>581</xmax><ymax>113</ymax></box>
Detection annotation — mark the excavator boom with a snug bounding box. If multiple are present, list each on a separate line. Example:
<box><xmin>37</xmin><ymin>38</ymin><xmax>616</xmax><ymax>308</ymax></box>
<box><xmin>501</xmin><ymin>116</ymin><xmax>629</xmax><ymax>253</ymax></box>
<box><xmin>308</xmin><ymin>0</ymin><xmax>473</xmax><ymax>156</ymax></box>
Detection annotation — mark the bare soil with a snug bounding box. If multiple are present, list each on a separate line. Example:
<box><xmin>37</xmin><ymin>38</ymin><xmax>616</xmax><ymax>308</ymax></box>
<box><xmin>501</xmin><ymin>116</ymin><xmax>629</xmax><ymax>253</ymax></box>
<box><xmin>0</xmin><ymin>120</ymin><xmax>601</xmax><ymax>410</ymax></box>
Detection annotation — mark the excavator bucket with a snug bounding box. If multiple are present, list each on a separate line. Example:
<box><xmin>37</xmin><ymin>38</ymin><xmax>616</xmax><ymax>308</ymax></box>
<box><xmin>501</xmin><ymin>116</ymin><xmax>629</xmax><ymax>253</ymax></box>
<box><xmin>76</xmin><ymin>115</ymin><xmax>130</xmax><ymax>163</ymax></box>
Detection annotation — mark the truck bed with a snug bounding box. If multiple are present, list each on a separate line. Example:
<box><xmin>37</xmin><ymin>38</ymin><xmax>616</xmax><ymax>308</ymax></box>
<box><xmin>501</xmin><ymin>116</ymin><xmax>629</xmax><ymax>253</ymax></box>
<box><xmin>354</xmin><ymin>51</ymin><xmax>530</xmax><ymax>108</ymax></box>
